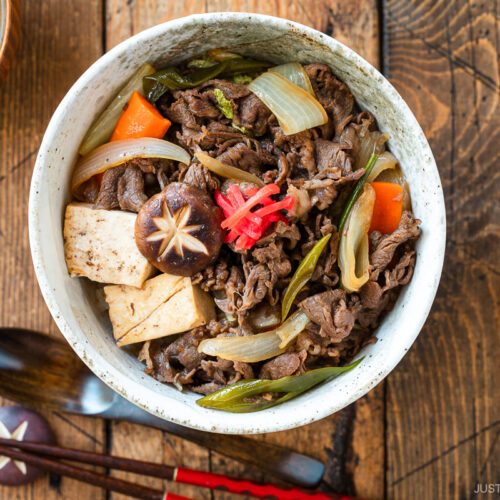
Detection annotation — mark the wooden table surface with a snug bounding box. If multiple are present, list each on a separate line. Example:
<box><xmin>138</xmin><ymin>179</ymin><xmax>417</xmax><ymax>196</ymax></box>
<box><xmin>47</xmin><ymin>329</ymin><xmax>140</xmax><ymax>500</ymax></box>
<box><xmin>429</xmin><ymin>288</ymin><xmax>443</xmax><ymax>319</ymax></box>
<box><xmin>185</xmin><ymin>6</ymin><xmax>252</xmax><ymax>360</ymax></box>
<box><xmin>0</xmin><ymin>1</ymin><xmax>498</xmax><ymax>499</ymax></box>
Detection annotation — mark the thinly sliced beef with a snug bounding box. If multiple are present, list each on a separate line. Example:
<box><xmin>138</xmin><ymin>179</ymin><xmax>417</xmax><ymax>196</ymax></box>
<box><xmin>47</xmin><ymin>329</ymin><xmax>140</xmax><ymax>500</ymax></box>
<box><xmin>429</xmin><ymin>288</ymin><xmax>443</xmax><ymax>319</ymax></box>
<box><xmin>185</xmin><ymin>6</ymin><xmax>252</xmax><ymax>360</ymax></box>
<box><xmin>91</xmin><ymin>160</ymin><xmax>178</xmax><ymax>212</ymax></box>
<box><xmin>314</xmin><ymin>139</ymin><xmax>353</xmax><ymax>176</ymax></box>
<box><xmin>213</xmin><ymin>266</ymin><xmax>245</xmax><ymax>317</ymax></box>
<box><xmin>216</xmin><ymin>142</ymin><xmax>266</xmax><ymax>173</ymax></box>
<box><xmin>178</xmin><ymin>121</ymin><xmax>246</xmax><ymax>152</ymax></box>
<box><xmin>234</xmin><ymin>93</ymin><xmax>272</xmax><ymax>136</ymax></box>
<box><xmin>117</xmin><ymin>165</ymin><xmax>148</xmax><ymax>212</ymax></box>
<box><xmin>252</xmin><ymin>242</ymin><xmax>292</xmax><ymax>281</ymax></box>
<box><xmin>256</xmin><ymin>221</ymin><xmax>301</xmax><ymax>249</ymax></box>
<box><xmin>241</xmin><ymin>262</ymin><xmax>275</xmax><ymax>310</ymax></box>
<box><xmin>290</xmin><ymin>168</ymin><xmax>364</xmax><ymax>210</ymax></box>
<box><xmin>271</xmin><ymin>127</ymin><xmax>317</xmax><ymax>175</ymax></box>
<box><xmin>299</xmin><ymin>289</ymin><xmax>355</xmax><ymax>342</ymax></box>
<box><xmin>191</xmin><ymin>382</ymin><xmax>224</xmax><ymax>395</ymax></box>
<box><xmin>304</xmin><ymin>63</ymin><xmax>354</xmax><ymax>136</ymax></box>
<box><xmin>164</xmin><ymin>98</ymin><xmax>199</xmax><ymax>129</ymax></box>
<box><xmin>193</xmin><ymin>259</ymin><xmax>230</xmax><ymax>293</ymax></box>
<box><xmin>94</xmin><ymin>165</ymin><xmax>126</xmax><ymax>210</ymax></box>
<box><xmin>138</xmin><ymin>325</ymin><xmax>253</xmax><ymax>394</ymax></box>
<box><xmin>180</xmin><ymin>88</ymin><xmax>220</xmax><ymax>118</ymax></box>
<box><xmin>359</xmin><ymin>281</ymin><xmax>384</xmax><ymax>309</ymax></box>
<box><xmin>200</xmin><ymin>79</ymin><xmax>251</xmax><ymax>100</ymax></box>
<box><xmin>259</xmin><ymin>351</ymin><xmax>306</xmax><ymax>379</ymax></box>
<box><xmin>80</xmin><ymin>176</ymin><xmax>99</xmax><ymax>203</ymax></box>
<box><xmin>138</xmin><ymin>329</ymin><xmax>207</xmax><ymax>387</ymax></box>
<box><xmin>181</xmin><ymin>162</ymin><xmax>219</xmax><ymax>192</ymax></box>
<box><xmin>369</xmin><ymin>211</ymin><xmax>421</xmax><ymax>280</ymax></box>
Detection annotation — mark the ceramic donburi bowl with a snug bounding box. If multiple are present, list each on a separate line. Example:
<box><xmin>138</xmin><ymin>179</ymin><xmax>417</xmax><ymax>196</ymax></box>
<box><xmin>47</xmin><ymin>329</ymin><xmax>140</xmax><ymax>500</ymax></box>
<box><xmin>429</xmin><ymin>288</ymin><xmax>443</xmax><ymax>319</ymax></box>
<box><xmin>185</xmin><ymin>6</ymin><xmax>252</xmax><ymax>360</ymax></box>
<box><xmin>29</xmin><ymin>13</ymin><xmax>446</xmax><ymax>434</ymax></box>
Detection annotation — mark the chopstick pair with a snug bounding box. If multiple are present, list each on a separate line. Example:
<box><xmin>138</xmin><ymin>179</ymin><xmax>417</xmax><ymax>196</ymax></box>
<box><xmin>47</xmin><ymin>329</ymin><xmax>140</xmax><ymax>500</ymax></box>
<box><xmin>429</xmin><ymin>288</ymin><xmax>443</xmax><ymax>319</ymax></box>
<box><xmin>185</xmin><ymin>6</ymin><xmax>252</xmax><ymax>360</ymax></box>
<box><xmin>0</xmin><ymin>437</ymin><xmax>361</xmax><ymax>500</ymax></box>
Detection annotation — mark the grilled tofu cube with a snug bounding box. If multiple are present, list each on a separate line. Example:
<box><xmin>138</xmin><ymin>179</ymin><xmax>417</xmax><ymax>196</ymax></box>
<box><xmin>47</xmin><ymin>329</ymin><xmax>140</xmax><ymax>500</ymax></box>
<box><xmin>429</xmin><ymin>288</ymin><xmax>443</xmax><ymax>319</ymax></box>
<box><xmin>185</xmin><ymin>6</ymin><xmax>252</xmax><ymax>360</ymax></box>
<box><xmin>104</xmin><ymin>273</ymin><xmax>216</xmax><ymax>346</ymax></box>
<box><xmin>64</xmin><ymin>202</ymin><xmax>155</xmax><ymax>287</ymax></box>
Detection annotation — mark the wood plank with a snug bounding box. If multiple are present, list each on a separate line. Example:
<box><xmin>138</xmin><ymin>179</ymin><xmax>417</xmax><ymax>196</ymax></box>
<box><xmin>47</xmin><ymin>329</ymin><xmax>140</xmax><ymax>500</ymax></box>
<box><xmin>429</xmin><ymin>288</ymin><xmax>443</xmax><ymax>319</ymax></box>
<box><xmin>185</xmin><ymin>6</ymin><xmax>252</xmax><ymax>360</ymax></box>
<box><xmin>105</xmin><ymin>2</ymin><xmax>384</xmax><ymax>500</ymax></box>
<box><xmin>0</xmin><ymin>1</ymin><xmax>106</xmax><ymax>499</ymax></box>
<box><xmin>383</xmin><ymin>0</ymin><xmax>500</xmax><ymax>498</ymax></box>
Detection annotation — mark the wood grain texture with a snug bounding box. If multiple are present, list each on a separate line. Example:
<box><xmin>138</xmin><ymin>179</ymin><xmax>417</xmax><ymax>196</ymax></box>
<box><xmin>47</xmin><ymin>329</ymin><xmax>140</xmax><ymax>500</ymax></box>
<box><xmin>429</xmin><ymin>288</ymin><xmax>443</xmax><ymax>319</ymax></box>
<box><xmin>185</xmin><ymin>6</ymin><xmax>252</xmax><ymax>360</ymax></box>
<box><xmin>105</xmin><ymin>2</ymin><xmax>384</xmax><ymax>500</ymax></box>
<box><xmin>383</xmin><ymin>0</ymin><xmax>500</xmax><ymax>498</ymax></box>
<box><xmin>0</xmin><ymin>0</ymin><xmax>21</xmax><ymax>85</ymax></box>
<box><xmin>1</xmin><ymin>1</ymin><xmax>498</xmax><ymax>500</ymax></box>
<box><xmin>0</xmin><ymin>1</ymin><xmax>105</xmax><ymax>499</ymax></box>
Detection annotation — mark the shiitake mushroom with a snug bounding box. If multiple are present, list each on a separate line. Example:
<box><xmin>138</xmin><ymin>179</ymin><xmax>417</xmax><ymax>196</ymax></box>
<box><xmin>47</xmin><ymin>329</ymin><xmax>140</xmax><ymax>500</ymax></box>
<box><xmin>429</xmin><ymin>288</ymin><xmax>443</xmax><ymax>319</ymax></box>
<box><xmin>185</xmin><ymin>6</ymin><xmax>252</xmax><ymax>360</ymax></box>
<box><xmin>135</xmin><ymin>183</ymin><xmax>224</xmax><ymax>276</ymax></box>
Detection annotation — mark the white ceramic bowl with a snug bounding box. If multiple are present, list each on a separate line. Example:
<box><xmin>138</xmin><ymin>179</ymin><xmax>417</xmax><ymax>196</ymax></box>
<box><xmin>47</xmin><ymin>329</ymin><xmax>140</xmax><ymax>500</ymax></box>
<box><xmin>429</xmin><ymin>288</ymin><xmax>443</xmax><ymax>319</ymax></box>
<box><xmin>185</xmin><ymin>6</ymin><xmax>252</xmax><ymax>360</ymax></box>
<box><xmin>29</xmin><ymin>13</ymin><xmax>445</xmax><ymax>434</ymax></box>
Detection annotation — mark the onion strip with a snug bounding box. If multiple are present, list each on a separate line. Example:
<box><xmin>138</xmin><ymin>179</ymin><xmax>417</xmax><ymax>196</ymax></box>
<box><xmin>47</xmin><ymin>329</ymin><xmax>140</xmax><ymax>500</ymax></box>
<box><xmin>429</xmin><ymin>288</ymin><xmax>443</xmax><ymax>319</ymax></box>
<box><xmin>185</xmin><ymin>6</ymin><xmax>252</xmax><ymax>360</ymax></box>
<box><xmin>78</xmin><ymin>64</ymin><xmax>156</xmax><ymax>156</ymax></box>
<box><xmin>269</xmin><ymin>62</ymin><xmax>315</xmax><ymax>96</ymax></box>
<box><xmin>276</xmin><ymin>310</ymin><xmax>310</xmax><ymax>348</ymax></box>
<box><xmin>72</xmin><ymin>138</ymin><xmax>191</xmax><ymax>197</ymax></box>
<box><xmin>248</xmin><ymin>72</ymin><xmax>328</xmax><ymax>135</ymax></box>
<box><xmin>195</xmin><ymin>152</ymin><xmax>265</xmax><ymax>187</ymax></box>
<box><xmin>198</xmin><ymin>331</ymin><xmax>286</xmax><ymax>363</ymax></box>
<box><xmin>338</xmin><ymin>184</ymin><xmax>376</xmax><ymax>292</ymax></box>
<box><xmin>367</xmin><ymin>151</ymin><xmax>398</xmax><ymax>182</ymax></box>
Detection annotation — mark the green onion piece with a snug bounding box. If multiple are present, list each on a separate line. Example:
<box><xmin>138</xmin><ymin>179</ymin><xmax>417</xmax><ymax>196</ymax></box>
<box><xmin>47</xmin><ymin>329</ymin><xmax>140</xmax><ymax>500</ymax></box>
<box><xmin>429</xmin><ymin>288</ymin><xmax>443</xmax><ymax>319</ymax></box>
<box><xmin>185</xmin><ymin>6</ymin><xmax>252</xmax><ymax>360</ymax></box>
<box><xmin>143</xmin><ymin>58</ymin><xmax>270</xmax><ymax>102</ymax></box>
<box><xmin>208</xmin><ymin>48</ymin><xmax>244</xmax><ymax>61</ymax></box>
<box><xmin>213</xmin><ymin>88</ymin><xmax>253</xmax><ymax>136</ymax></box>
<box><xmin>143</xmin><ymin>62</ymin><xmax>229</xmax><ymax>101</ymax></box>
<box><xmin>233</xmin><ymin>74</ymin><xmax>254</xmax><ymax>85</ymax></box>
<box><xmin>338</xmin><ymin>153</ymin><xmax>379</xmax><ymax>235</ymax></box>
<box><xmin>196</xmin><ymin>358</ymin><xmax>363</xmax><ymax>413</ymax></box>
<box><xmin>220</xmin><ymin>58</ymin><xmax>272</xmax><ymax>76</ymax></box>
<box><xmin>187</xmin><ymin>57</ymin><xmax>218</xmax><ymax>69</ymax></box>
<box><xmin>281</xmin><ymin>233</ymin><xmax>332</xmax><ymax>321</ymax></box>
<box><xmin>213</xmin><ymin>88</ymin><xmax>234</xmax><ymax>119</ymax></box>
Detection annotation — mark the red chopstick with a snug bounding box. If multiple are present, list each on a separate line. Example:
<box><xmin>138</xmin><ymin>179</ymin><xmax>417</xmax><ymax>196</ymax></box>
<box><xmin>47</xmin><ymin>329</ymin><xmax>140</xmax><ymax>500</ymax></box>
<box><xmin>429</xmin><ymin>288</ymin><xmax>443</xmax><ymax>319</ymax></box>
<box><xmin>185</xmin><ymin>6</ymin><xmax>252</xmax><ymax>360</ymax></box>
<box><xmin>0</xmin><ymin>438</ymin><xmax>362</xmax><ymax>499</ymax></box>
<box><xmin>0</xmin><ymin>444</ymin><xmax>188</xmax><ymax>500</ymax></box>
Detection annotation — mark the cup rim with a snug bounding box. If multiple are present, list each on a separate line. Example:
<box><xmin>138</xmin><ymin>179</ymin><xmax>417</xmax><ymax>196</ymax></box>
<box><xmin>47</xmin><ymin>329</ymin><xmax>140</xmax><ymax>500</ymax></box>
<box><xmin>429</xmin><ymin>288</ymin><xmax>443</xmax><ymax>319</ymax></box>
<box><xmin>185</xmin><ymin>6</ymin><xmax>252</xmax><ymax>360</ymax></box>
<box><xmin>29</xmin><ymin>12</ymin><xmax>446</xmax><ymax>434</ymax></box>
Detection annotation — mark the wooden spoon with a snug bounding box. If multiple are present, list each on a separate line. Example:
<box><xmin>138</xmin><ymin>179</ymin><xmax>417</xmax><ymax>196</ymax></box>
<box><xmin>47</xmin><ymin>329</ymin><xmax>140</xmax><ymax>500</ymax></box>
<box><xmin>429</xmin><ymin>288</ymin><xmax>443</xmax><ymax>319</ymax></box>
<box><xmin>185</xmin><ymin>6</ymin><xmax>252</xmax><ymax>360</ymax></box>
<box><xmin>0</xmin><ymin>327</ymin><xmax>324</xmax><ymax>488</ymax></box>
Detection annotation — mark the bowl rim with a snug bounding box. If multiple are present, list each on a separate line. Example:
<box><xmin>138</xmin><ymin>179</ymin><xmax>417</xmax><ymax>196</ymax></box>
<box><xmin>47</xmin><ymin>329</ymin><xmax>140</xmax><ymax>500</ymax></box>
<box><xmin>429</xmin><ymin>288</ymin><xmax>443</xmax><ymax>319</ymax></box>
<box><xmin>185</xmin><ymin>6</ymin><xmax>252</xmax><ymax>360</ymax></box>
<box><xmin>29</xmin><ymin>12</ymin><xmax>446</xmax><ymax>434</ymax></box>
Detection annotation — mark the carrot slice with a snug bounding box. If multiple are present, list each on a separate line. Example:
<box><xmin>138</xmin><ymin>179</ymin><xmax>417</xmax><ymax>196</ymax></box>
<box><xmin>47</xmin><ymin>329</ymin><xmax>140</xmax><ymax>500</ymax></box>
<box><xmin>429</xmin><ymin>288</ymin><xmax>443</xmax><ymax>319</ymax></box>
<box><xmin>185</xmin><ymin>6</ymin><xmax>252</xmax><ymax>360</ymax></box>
<box><xmin>369</xmin><ymin>182</ymin><xmax>404</xmax><ymax>234</ymax></box>
<box><xmin>110</xmin><ymin>91</ymin><xmax>171</xmax><ymax>141</ymax></box>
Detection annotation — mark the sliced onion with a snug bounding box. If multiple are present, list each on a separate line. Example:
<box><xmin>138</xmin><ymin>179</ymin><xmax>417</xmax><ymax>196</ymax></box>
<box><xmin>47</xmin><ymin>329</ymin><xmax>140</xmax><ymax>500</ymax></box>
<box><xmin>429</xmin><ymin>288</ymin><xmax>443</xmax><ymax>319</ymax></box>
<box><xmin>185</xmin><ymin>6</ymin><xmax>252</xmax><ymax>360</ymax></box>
<box><xmin>207</xmin><ymin>48</ymin><xmax>243</xmax><ymax>61</ymax></box>
<box><xmin>198</xmin><ymin>331</ymin><xmax>286</xmax><ymax>363</ymax></box>
<box><xmin>72</xmin><ymin>138</ymin><xmax>191</xmax><ymax>197</ymax></box>
<box><xmin>356</xmin><ymin>124</ymin><xmax>389</xmax><ymax>170</ymax></box>
<box><xmin>248</xmin><ymin>304</ymin><xmax>282</xmax><ymax>330</ymax></box>
<box><xmin>195</xmin><ymin>151</ymin><xmax>265</xmax><ymax>187</ymax></box>
<box><xmin>339</xmin><ymin>184</ymin><xmax>375</xmax><ymax>292</ymax></box>
<box><xmin>375</xmin><ymin>164</ymin><xmax>412</xmax><ymax>211</ymax></box>
<box><xmin>248</xmin><ymin>72</ymin><xmax>328</xmax><ymax>135</ymax></box>
<box><xmin>269</xmin><ymin>62</ymin><xmax>315</xmax><ymax>96</ymax></box>
<box><xmin>276</xmin><ymin>310</ymin><xmax>310</xmax><ymax>348</ymax></box>
<box><xmin>367</xmin><ymin>151</ymin><xmax>398</xmax><ymax>182</ymax></box>
<box><xmin>78</xmin><ymin>64</ymin><xmax>156</xmax><ymax>156</ymax></box>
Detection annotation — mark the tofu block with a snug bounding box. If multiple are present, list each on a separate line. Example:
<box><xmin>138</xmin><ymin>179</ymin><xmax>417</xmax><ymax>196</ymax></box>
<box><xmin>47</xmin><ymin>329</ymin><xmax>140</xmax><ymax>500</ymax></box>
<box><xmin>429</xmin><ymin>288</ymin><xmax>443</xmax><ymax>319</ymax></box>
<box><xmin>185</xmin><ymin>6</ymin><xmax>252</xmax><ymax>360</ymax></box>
<box><xmin>64</xmin><ymin>202</ymin><xmax>155</xmax><ymax>287</ymax></box>
<box><xmin>104</xmin><ymin>273</ymin><xmax>216</xmax><ymax>346</ymax></box>
<box><xmin>104</xmin><ymin>273</ymin><xmax>186</xmax><ymax>339</ymax></box>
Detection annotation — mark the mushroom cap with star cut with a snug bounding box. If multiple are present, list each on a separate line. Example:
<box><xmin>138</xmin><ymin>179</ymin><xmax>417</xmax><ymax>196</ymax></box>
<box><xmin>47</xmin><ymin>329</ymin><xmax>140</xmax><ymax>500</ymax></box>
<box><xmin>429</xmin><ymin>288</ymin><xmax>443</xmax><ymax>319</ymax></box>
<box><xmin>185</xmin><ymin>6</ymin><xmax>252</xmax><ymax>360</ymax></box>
<box><xmin>135</xmin><ymin>182</ymin><xmax>225</xmax><ymax>276</ymax></box>
<box><xmin>0</xmin><ymin>406</ymin><xmax>55</xmax><ymax>486</ymax></box>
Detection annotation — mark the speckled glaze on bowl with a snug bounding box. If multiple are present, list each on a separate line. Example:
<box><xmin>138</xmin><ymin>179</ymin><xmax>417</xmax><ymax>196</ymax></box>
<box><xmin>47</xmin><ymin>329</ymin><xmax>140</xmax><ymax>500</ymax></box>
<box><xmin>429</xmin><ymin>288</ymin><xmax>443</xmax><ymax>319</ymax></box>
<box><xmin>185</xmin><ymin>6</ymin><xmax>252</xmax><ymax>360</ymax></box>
<box><xmin>29</xmin><ymin>13</ymin><xmax>445</xmax><ymax>434</ymax></box>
